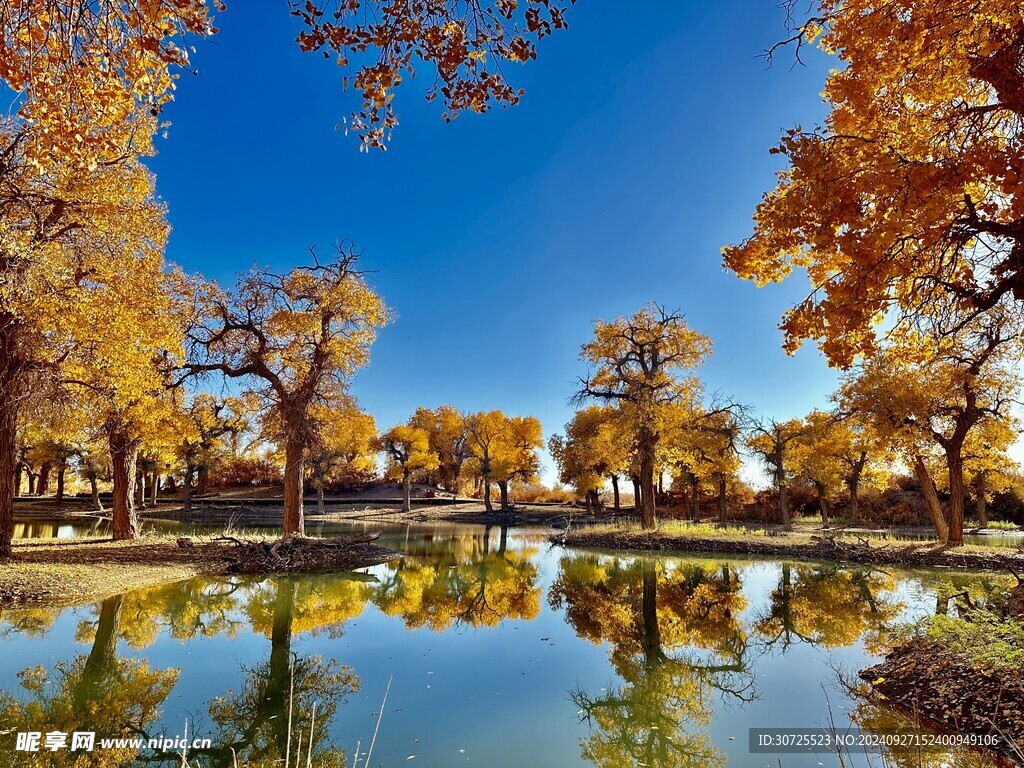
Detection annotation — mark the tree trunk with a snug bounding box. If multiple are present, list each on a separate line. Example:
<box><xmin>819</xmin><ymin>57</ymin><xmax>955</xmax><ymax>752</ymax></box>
<box><xmin>282</xmin><ymin>437</ymin><xmax>306</xmax><ymax>536</ymax></box>
<box><xmin>641</xmin><ymin>560</ymin><xmax>661</xmax><ymax>665</ymax></box>
<box><xmin>946</xmin><ymin>453</ymin><xmax>966</xmax><ymax>547</ymax></box>
<box><xmin>37</xmin><ymin>461</ymin><xmax>51</xmax><ymax>495</ymax></box>
<box><xmin>848</xmin><ymin>474</ymin><xmax>861</xmax><ymax>523</ymax></box>
<box><xmin>109</xmin><ymin>429</ymin><xmax>140</xmax><ymax>540</ymax></box>
<box><xmin>657</xmin><ymin>471</ymin><xmax>664</xmax><ymax>496</ymax></box>
<box><xmin>638</xmin><ymin>427</ymin><xmax>657</xmax><ymax>529</ymax></box>
<box><xmin>611</xmin><ymin>474</ymin><xmax>620</xmax><ymax>512</ymax></box>
<box><xmin>88</xmin><ymin>472</ymin><xmax>103</xmax><ymax>511</ymax></box>
<box><xmin>75</xmin><ymin>594</ymin><xmax>124</xmax><ymax>715</ymax></box>
<box><xmin>690</xmin><ymin>475</ymin><xmax>700</xmax><ymax>523</ymax></box>
<box><xmin>27</xmin><ymin>472</ymin><xmax>36</xmax><ymax>495</ymax></box>
<box><xmin>974</xmin><ymin>471</ymin><xmax>989</xmax><ymax>528</ymax></box>
<box><xmin>55</xmin><ymin>459</ymin><xmax>66</xmax><ymax>505</ymax></box>
<box><xmin>779</xmin><ymin>481</ymin><xmax>791</xmax><ymax>530</ymax></box>
<box><xmin>317</xmin><ymin>481</ymin><xmax>326</xmax><ymax>515</ymax></box>
<box><xmin>914</xmin><ymin>455</ymin><xmax>949</xmax><ymax>543</ymax></box>
<box><xmin>717</xmin><ymin>474</ymin><xmax>728</xmax><ymax>524</ymax></box>
<box><xmin>150</xmin><ymin>471</ymin><xmax>159</xmax><ymax>505</ymax></box>
<box><xmin>134</xmin><ymin>472</ymin><xmax>145</xmax><ymax>509</ymax></box>
<box><xmin>498</xmin><ymin>480</ymin><xmax>510</xmax><ymax>511</ymax></box>
<box><xmin>14</xmin><ymin>463</ymin><xmax>22</xmax><ymax>497</ymax></box>
<box><xmin>197</xmin><ymin>464</ymin><xmax>209</xmax><ymax>496</ymax></box>
<box><xmin>0</xmin><ymin>394</ymin><xmax>16</xmax><ymax>557</ymax></box>
<box><xmin>631</xmin><ymin>475</ymin><xmax>641</xmax><ymax>512</ymax></box>
<box><xmin>401</xmin><ymin>469</ymin><xmax>412</xmax><ymax>513</ymax></box>
<box><xmin>183</xmin><ymin>463</ymin><xmax>195</xmax><ymax>512</ymax></box>
<box><xmin>483</xmin><ymin>478</ymin><xmax>493</xmax><ymax>513</ymax></box>
<box><xmin>817</xmin><ymin>487</ymin><xmax>831</xmax><ymax>530</ymax></box>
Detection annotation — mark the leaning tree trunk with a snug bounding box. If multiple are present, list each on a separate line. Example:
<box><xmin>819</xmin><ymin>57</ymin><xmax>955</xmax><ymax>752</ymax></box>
<box><xmin>88</xmin><ymin>472</ymin><xmax>103</xmax><ymax>511</ymax></box>
<box><xmin>0</xmin><ymin>390</ymin><xmax>17</xmax><ymax>557</ymax></box>
<box><xmin>611</xmin><ymin>474</ymin><xmax>620</xmax><ymax>512</ymax></box>
<box><xmin>717</xmin><ymin>474</ymin><xmax>728</xmax><ymax>524</ymax></box>
<box><xmin>498</xmin><ymin>480</ymin><xmax>510</xmax><ymax>511</ymax></box>
<box><xmin>282</xmin><ymin>436</ymin><xmax>306</xmax><ymax>537</ymax></box>
<box><xmin>946</xmin><ymin>453</ymin><xmax>966</xmax><ymax>547</ymax></box>
<box><xmin>816</xmin><ymin>485</ymin><xmax>831</xmax><ymax>530</ymax></box>
<box><xmin>914</xmin><ymin>455</ymin><xmax>949</xmax><ymax>543</ymax></box>
<box><xmin>109</xmin><ymin>429</ymin><xmax>140</xmax><ymax>540</ymax></box>
<box><xmin>401</xmin><ymin>469</ymin><xmax>412</xmax><ymax>513</ymax></box>
<box><xmin>637</xmin><ymin>427</ymin><xmax>658</xmax><ymax>529</ymax></box>
<box><xmin>974</xmin><ymin>471</ymin><xmax>989</xmax><ymax>528</ymax></box>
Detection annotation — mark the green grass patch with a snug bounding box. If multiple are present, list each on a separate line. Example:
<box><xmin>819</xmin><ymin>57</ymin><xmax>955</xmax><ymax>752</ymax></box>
<box><xmin>920</xmin><ymin>612</ymin><xmax>1024</xmax><ymax>671</ymax></box>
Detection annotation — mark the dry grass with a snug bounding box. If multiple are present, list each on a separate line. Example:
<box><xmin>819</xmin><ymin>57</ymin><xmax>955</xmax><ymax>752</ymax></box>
<box><xmin>0</xmin><ymin>535</ymin><xmax>231</xmax><ymax>607</ymax></box>
<box><xmin>0</xmin><ymin>533</ymin><xmax>397</xmax><ymax>608</ymax></box>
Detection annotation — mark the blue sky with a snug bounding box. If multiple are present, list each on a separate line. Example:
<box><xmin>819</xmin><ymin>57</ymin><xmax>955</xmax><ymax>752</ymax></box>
<box><xmin>149</xmin><ymin>0</ymin><xmax>841</xmax><ymax>485</ymax></box>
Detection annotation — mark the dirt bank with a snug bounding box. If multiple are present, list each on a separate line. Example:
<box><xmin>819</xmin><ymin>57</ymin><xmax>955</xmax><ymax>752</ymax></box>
<box><xmin>0</xmin><ymin>535</ymin><xmax>399</xmax><ymax>608</ymax></box>
<box><xmin>861</xmin><ymin>639</ymin><xmax>1024</xmax><ymax>763</ymax></box>
<box><xmin>555</xmin><ymin>528</ymin><xmax>1024</xmax><ymax>571</ymax></box>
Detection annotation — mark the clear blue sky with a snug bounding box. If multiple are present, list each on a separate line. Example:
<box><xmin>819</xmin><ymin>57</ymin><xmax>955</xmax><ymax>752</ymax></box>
<box><xmin>149</xmin><ymin>0</ymin><xmax>840</xmax><ymax>485</ymax></box>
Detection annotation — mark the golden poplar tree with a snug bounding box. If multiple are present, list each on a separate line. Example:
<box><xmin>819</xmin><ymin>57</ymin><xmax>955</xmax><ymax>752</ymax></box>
<box><xmin>575</xmin><ymin>303</ymin><xmax>713</xmax><ymax>529</ymax></box>
<box><xmin>724</xmin><ymin>1</ymin><xmax>1024</xmax><ymax>366</ymax></box>
<box><xmin>186</xmin><ymin>247</ymin><xmax>390</xmax><ymax>537</ymax></box>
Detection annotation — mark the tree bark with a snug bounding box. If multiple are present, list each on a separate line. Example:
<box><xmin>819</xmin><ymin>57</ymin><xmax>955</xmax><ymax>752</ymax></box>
<box><xmin>183</xmin><ymin>463</ymin><xmax>195</xmax><ymax>512</ymax></box>
<box><xmin>0</xmin><ymin>394</ymin><xmax>16</xmax><ymax>557</ymax></box>
<box><xmin>401</xmin><ymin>469</ymin><xmax>412</xmax><ymax>513</ymax></box>
<box><xmin>197</xmin><ymin>464</ymin><xmax>209</xmax><ymax>496</ymax></box>
<box><xmin>974</xmin><ymin>471</ymin><xmax>989</xmax><ymax>528</ymax></box>
<box><xmin>914</xmin><ymin>455</ymin><xmax>949</xmax><ymax>543</ymax></box>
<box><xmin>37</xmin><ymin>461</ymin><xmax>51</xmax><ymax>495</ymax></box>
<box><xmin>848</xmin><ymin>474</ymin><xmax>861</xmax><ymax>523</ymax></box>
<box><xmin>282</xmin><ymin>436</ymin><xmax>306</xmax><ymax>536</ymax></box>
<box><xmin>483</xmin><ymin>477</ymin><xmax>493</xmax><ymax>513</ymax></box>
<box><xmin>816</xmin><ymin>484</ymin><xmax>831</xmax><ymax>530</ymax></box>
<box><xmin>690</xmin><ymin>475</ymin><xmax>700</xmax><ymax>523</ymax></box>
<box><xmin>779</xmin><ymin>481</ymin><xmax>791</xmax><ymax>530</ymax></box>
<box><xmin>611</xmin><ymin>474</ymin><xmax>620</xmax><ymax>512</ymax></box>
<box><xmin>55</xmin><ymin>459</ymin><xmax>66</xmax><ymax>505</ymax></box>
<box><xmin>134</xmin><ymin>472</ymin><xmax>145</xmax><ymax>509</ymax></box>
<box><xmin>27</xmin><ymin>472</ymin><xmax>36</xmax><ymax>495</ymax></box>
<box><xmin>109</xmin><ymin>429</ymin><xmax>140</xmax><ymax>540</ymax></box>
<box><xmin>717</xmin><ymin>474</ymin><xmax>728</xmax><ymax>524</ymax></box>
<box><xmin>88</xmin><ymin>471</ymin><xmax>103</xmax><ymax>511</ymax></box>
<box><xmin>498</xmin><ymin>480</ymin><xmax>510</xmax><ymax>511</ymax></box>
<box><xmin>946</xmin><ymin>454</ymin><xmax>966</xmax><ymax>547</ymax></box>
<box><xmin>631</xmin><ymin>475</ymin><xmax>641</xmax><ymax>512</ymax></box>
<box><xmin>317</xmin><ymin>480</ymin><xmax>326</xmax><ymax>515</ymax></box>
<box><xmin>150</xmin><ymin>471</ymin><xmax>159</xmax><ymax>505</ymax></box>
<box><xmin>13</xmin><ymin>462</ymin><xmax>22</xmax><ymax>498</ymax></box>
<box><xmin>638</xmin><ymin>427</ymin><xmax>657</xmax><ymax>529</ymax></box>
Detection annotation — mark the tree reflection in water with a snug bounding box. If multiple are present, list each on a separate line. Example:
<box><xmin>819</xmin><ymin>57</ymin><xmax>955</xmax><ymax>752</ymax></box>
<box><xmin>755</xmin><ymin>562</ymin><xmax>903</xmax><ymax>652</ymax></box>
<box><xmin>550</xmin><ymin>556</ymin><xmax>754</xmax><ymax>768</ymax></box>
<box><xmin>372</xmin><ymin>530</ymin><xmax>541</xmax><ymax>630</ymax></box>
<box><xmin>0</xmin><ymin>594</ymin><xmax>178</xmax><ymax>768</ymax></box>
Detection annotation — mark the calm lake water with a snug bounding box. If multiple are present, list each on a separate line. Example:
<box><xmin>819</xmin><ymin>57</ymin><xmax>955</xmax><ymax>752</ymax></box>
<box><xmin>0</xmin><ymin>523</ymin><xmax>1013</xmax><ymax>767</ymax></box>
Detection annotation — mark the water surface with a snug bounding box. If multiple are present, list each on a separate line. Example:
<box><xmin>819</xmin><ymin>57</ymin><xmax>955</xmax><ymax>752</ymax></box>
<box><xmin>0</xmin><ymin>524</ymin><xmax>1012</xmax><ymax>767</ymax></box>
